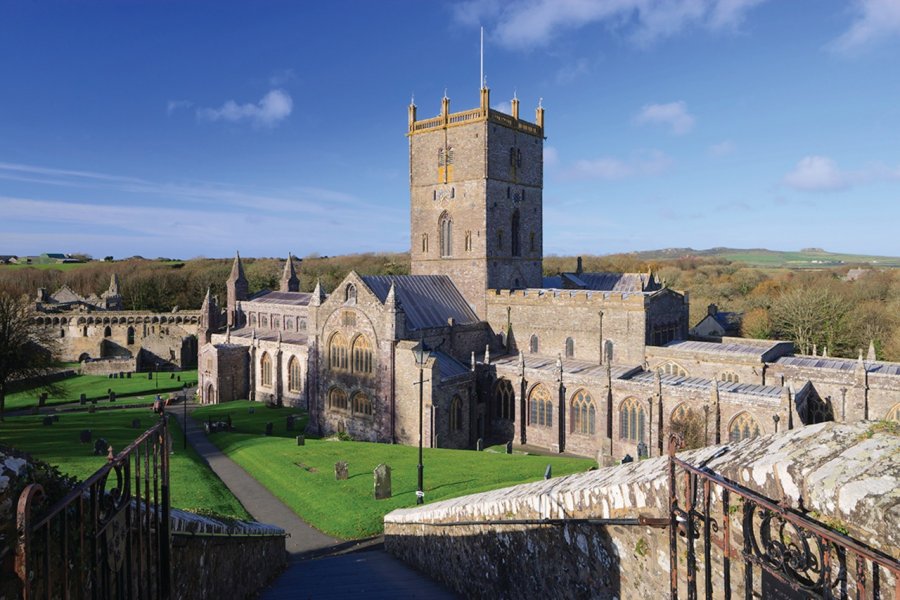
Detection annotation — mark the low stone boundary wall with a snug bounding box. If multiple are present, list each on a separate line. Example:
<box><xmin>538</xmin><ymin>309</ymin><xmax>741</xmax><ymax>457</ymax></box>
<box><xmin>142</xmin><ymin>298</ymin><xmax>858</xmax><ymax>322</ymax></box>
<box><xmin>384</xmin><ymin>422</ymin><xmax>898</xmax><ymax>599</ymax></box>
<box><xmin>170</xmin><ymin>509</ymin><xmax>287</xmax><ymax>599</ymax></box>
<box><xmin>80</xmin><ymin>356</ymin><xmax>138</xmax><ymax>375</ymax></box>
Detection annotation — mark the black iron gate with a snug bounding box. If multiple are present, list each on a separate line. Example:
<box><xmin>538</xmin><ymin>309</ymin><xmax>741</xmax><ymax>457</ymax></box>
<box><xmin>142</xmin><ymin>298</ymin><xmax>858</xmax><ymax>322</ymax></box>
<box><xmin>667</xmin><ymin>436</ymin><xmax>899</xmax><ymax>599</ymax></box>
<box><xmin>16</xmin><ymin>416</ymin><xmax>171</xmax><ymax>600</ymax></box>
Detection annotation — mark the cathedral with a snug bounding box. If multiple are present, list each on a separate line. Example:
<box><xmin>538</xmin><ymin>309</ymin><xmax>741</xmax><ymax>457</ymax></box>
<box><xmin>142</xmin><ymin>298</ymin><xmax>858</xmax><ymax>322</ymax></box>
<box><xmin>197</xmin><ymin>87</ymin><xmax>900</xmax><ymax>462</ymax></box>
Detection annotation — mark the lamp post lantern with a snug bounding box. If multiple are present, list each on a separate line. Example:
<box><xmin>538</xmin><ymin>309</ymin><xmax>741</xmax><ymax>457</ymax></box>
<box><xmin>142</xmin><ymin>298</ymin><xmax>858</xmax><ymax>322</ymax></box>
<box><xmin>413</xmin><ymin>338</ymin><xmax>431</xmax><ymax>505</ymax></box>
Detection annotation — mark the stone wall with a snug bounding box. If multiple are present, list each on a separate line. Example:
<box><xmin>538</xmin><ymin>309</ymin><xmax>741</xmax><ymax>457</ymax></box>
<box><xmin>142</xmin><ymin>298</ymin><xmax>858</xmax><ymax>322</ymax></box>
<box><xmin>80</xmin><ymin>356</ymin><xmax>139</xmax><ymax>375</ymax></box>
<box><xmin>171</xmin><ymin>534</ymin><xmax>285</xmax><ymax>599</ymax></box>
<box><xmin>384</xmin><ymin>421</ymin><xmax>899</xmax><ymax>599</ymax></box>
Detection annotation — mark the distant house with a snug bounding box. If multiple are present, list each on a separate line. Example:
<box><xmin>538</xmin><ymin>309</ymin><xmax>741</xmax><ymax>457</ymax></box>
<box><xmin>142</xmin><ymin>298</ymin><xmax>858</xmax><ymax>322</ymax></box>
<box><xmin>691</xmin><ymin>304</ymin><xmax>742</xmax><ymax>339</ymax></box>
<box><xmin>0</xmin><ymin>255</ymin><xmax>17</xmax><ymax>264</ymax></box>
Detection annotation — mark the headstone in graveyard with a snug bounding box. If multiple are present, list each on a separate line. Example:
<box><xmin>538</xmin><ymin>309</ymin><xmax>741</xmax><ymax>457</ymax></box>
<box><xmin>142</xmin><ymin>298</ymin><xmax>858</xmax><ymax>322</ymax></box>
<box><xmin>109</xmin><ymin>391</ymin><xmax>116</xmax><ymax>403</ymax></box>
<box><xmin>79</xmin><ymin>429</ymin><xmax>92</xmax><ymax>444</ymax></box>
<box><xmin>506</xmin><ymin>441</ymin><xmax>513</xmax><ymax>454</ymax></box>
<box><xmin>476</xmin><ymin>438</ymin><xmax>483</xmax><ymax>452</ymax></box>
<box><xmin>334</xmin><ymin>461</ymin><xmax>349</xmax><ymax>480</ymax></box>
<box><xmin>296</xmin><ymin>435</ymin><xmax>305</xmax><ymax>446</ymax></box>
<box><xmin>148</xmin><ymin>372</ymin><xmax>152</xmax><ymax>379</ymax></box>
<box><xmin>544</xmin><ymin>465</ymin><xmax>552</xmax><ymax>480</ymax></box>
<box><xmin>38</xmin><ymin>392</ymin><xmax>48</xmax><ymax>407</ymax></box>
<box><xmin>374</xmin><ymin>463</ymin><xmax>392</xmax><ymax>500</ymax></box>
<box><xmin>108</xmin><ymin>373</ymin><xmax>113</xmax><ymax>379</ymax></box>
<box><xmin>286</xmin><ymin>415</ymin><xmax>295</xmax><ymax>431</ymax></box>
<box><xmin>94</xmin><ymin>438</ymin><xmax>109</xmax><ymax>456</ymax></box>
<box><xmin>176</xmin><ymin>375</ymin><xmax>181</xmax><ymax>382</ymax></box>
<box><xmin>264</xmin><ymin>421</ymin><xmax>273</xmax><ymax>436</ymax></box>
<box><xmin>80</xmin><ymin>393</ymin><xmax>87</xmax><ymax>405</ymax></box>
<box><xmin>126</xmin><ymin>372</ymin><xmax>132</xmax><ymax>379</ymax></box>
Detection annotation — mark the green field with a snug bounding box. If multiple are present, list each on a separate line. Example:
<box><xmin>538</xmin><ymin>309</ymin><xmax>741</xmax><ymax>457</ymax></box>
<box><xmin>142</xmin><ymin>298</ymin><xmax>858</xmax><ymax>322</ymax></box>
<box><xmin>4</xmin><ymin>370</ymin><xmax>198</xmax><ymax>411</ymax></box>
<box><xmin>625</xmin><ymin>247</ymin><xmax>900</xmax><ymax>269</ymax></box>
<box><xmin>0</xmin><ymin>262</ymin><xmax>91</xmax><ymax>271</ymax></box>
<box><xmin>193</xmin><ymin>401</ymin><xmax>595</xmax><ymax>539</ymax></box>
<box><xmin>0</xmin><ymin>407</ymin><xmax>250</xmax><ymax>519</ymax></box>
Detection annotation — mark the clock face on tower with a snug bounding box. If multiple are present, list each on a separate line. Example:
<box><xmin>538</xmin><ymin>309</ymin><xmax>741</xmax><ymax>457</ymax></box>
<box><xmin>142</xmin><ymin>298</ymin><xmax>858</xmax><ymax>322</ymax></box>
<box><xmin>434</xmin><ymin>187</ymin><xmax>454</xmax><ymax>202</ymax></box>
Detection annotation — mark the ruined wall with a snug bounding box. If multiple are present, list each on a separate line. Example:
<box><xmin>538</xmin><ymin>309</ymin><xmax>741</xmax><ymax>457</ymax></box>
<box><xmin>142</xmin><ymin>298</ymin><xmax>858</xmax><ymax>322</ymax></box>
<box><xmin>385</xmin><ymin>421</ymin><xmax>899</xmax><ymax>599</ymax></box>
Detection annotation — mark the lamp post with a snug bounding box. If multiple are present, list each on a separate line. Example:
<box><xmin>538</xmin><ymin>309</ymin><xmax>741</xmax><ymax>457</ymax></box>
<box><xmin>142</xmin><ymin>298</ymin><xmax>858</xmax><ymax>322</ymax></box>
<box><xmin>183</xmin><ymin>382</ymin><xmax>188</xmax><ymax>450</ymax></box>
<box><xmin>413</xmin><ymin>338</ymin><xmax>431</xmax><ymax>505</ymax></box>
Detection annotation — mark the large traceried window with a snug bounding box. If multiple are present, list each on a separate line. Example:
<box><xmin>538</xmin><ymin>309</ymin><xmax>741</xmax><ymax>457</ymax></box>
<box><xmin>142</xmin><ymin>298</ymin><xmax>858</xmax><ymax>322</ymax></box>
<box><xmin>288</xmin><ymin>356</ymin><xmax>302</xmax><ymax>392</ymax></box>
<box><xmin>729</xmin><ymin>412</ymin><xmax>761</xmax><ymax>443</ymax></box>
<box><xmin>328</xmin><ymin>332</ymin><xmax>349</xmax><ymax>371</ymax></box>
<box><xmin>260</xmin><ymin>352</ymin><xmax>272</xmax><ymax>387</ymax></box>
<box><xmin>351</xmin><ymin>335</ymin><xmax>373</xmax><ymax>375</ymax></box>
<box><xmin>450</xmin><ymin>395</ymin><xmax>463</xmax><ymax>431</ymax></box>
<box><xmin>571</xmin><ymin>389</ymin><xmax>596</xmax><ymax>435</ymax></box>
<box><xmin>529</xmin><ymin>384</ymin><xmax>553</xmax><ymax>428</ymax></box>
<box><xmin>619</xmin><ymin>397</ymin><xmax>646</xmax><ymax>443</ymax></box>
<box><xmin>328</xmin><ymin>387</ymin><xmax>348</xmax><ymax>411</ymax></box>
<box><xmin>351</xmin><ymin>392</ymin><xmax>372</xmax><ymax>416</ymax></box>
<box><xmin>495</xmin><ymin>378</ymin><xmax>515</xmax><ymax>420</ymax></box>
<box><xmin>511</xmin><ymin>210</ymin><xmax>521</xmax><ymax>257</ymax></box>
<box><xmin>440</xmin><ymin>213</ymin><xmax>452</xmax><ymax>257</ymax></box>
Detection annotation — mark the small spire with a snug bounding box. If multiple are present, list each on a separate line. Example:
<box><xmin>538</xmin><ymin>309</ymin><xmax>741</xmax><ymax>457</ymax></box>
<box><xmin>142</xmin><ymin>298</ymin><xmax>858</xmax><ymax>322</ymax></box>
<box><xmin>410</xmin><ymin>92</ymin><xmax>415</xmax><ymax>106</ymax></box>
<box><xmin>443</xmin><ymin>87</ymin><xmax>448</xmax><ymax>99</ymax></box>
<box><xmin>822</xmin><ymin>346</ymin><xmax>828</xmax><ymax>358</ymax></box>
<box><xmin>108</xmin><ymin>273</ymin><xmax>120</xmax><ymax>295</ymax></box>
<box><xmin>471</xmin><ymin>351</ymin><xmax>476</xmax><ymax>372</ymax></box>
<box><xmin>538</xmin><ymin>97</ymin><xmax>543</xmax><ymax>109</ymax></box>
<box><xmin>385</xmin><ymin>281</ymin><xmax>398</xmax><ymax>309</ymax></box>
<box><xmin>484</xmin><ymin>344</ymin><xmax>491</xmax><ymax>365</ymax></box>
<box><xmin>311</xmin><ymin>279</ymin><xmax>325</xmax><ymax>306</ymax></box>
<box><xmin>867</xmin><ymin>340</ymin><xmax>876</xmax><ymax>362</ymax></box>
<box><xmin>280</xmin><ymin>253</ymin><xmax>299</xmax><ymax>292</ymax></box>
<box><xmin>228</xmin><ymin>251</ymin><xmax>247</xmax><ymax>284</ymax></box>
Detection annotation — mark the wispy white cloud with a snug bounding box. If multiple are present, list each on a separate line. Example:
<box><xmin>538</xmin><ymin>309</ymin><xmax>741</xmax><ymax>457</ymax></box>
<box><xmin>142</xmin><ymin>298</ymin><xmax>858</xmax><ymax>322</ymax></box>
<box><xmin>543</xmin><ymin>146</ymin><xmax>560</xmax><ymax>168</ymax></box>
<box><xmin>565</xmin><ymin>150</ymin><xmax>672</xmax><ymax>180</ymax></box>
<box><xmin>832</xmin><ymin>0</ymin><xmax>900</xmax><ymax>53</ymax></box>
<box><xmin>635</xmin><ymin>101</ymin><xmax>695</xmax><ymax>135</ymax></box>
<box><xmin>783</xmin><ymin>155</ymin><xmax>900</xmax><ymax>191</ymax></box>
<box><xmin>453</xmin><ymin>0</ymin><xmax>768</xmax><ymax>49</ymax></box>
<box><xmin>197</xmin><ymin>89</ymin><xmax>293</xmax><ymax>128</ymax></box>
<box><xmin>709</xmin><ymin>140</ymin><xmax>736</xmax><ymax>157</ymax></box>
<box><xmin>166</xmin><ymin>100</ymin><xmax>193</xmax><ymax>115</ymax></box>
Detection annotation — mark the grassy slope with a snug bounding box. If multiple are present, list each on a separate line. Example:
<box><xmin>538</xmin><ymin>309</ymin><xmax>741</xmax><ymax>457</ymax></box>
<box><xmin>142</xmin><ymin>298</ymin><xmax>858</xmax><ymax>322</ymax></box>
<box><xmin>193</xmin><ymin>401</ymin><xmax>595</xmax><ymax>539</ymax></box>
<box><xmin>5</xmin><ymin>370</ymin><xmax>198</xmax><ymax>411</ymax></box>
<box><xmin>0</xmin><ymin>407</ymin><xmax>250</xmax><ymax>520</ymax></box>
<box><xmin>627</xmin><ymin>248</ymin><xmax>900</xmax><ymax>268</ymax></box>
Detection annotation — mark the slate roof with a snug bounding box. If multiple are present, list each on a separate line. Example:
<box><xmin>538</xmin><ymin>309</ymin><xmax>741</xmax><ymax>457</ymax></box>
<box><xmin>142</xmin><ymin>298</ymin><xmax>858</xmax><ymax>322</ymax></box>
<box><xmin>229</xmin><ymin>328</ymin><xmax>309</xmax><ymax>346</ymax></box>
<box><xmin>50</xmin><ymin>285</ymin><xmax>84</xmax><ymax>304</ymax></box>
<box><xmin>432</xmin><ymin>350</ymin><xmax>470</xmax><ymax>380</ymax></box>
<box><xmin>712</xmin><ymin>311</ymin><xmax>742</xmax><ymax>332</ymax></box>
<box><xmin>361</xmin><ymin>275</ymin><xmax>479</xmax><ymax>331</ymax></box>
<box><xmin>776</xmin><ymin>355</ymin><xmax>900</xmax><ymax>377</ymax></box>
<box><xmin>542</xmin><ymin>272</ymin><xmax>661</xmax><ymax>293</ymax></box>
<box><xmin>490</xmin><ymin>353</ymin><xmax>637</xmax><ymax>380</ymax></box>
<box><xmin>663</xmin><ymin>339</ymin><xmax>781</xmax><ymax>358</ymax></box>
<box><xmin>627</xmin><ymin>370</ymin><xmax>783</xmax><ymax>399</ymax></box>
<box><xmin>247</xmin><ymin>291</ymin><xmax>312</xmax><ymax>306</ymax></box>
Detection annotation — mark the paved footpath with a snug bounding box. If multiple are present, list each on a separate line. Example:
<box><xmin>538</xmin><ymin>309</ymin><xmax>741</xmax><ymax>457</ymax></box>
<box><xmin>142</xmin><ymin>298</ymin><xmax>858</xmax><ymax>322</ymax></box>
<box><xmin>168</xmin><ymin>402</ymin><xmax>457</xmax><ymax>599</ymax></box>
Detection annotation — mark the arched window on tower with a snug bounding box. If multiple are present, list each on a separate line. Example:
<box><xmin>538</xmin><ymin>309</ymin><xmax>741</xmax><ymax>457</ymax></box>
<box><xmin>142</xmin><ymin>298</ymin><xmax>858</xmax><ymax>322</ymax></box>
<box><xmin>288</xmin><ymin>356</ymin><xmax>302</xmax><ymax>392</ymax></box>
<box><xmin>439</xmin><ymin>213</ymin><xmax>452</xmax><ymax>257</ymax></box>
<box><xmin>565</xmin><ymin>337</ymin><xmax>575</xmax><ymax>358</ymax></box>
<box><xmin>260</xmin><ymin>353</ymin><xmax>272</xmax><ymax>387</ymax></box>
<box><xmin>421</xmin><ymin>233</ymin><xmax>429</xmax><ymax>253</ymax></box>
<box><xmin>529</xmin><ymin>334</ymin><xmax>539</xmax><ymax>354</ymax></box>
<box><xmin>619</xmin><ymin>397</ymin><xmax>646</xmax><ymax>444</ymax></box>
<box><xmin>511</xmin><ymin>210</ymin><xmax>521</xmax><ymax>256</ymax></box>
<box><xmin>450</xmin><ymin>395</ymin><xmax>463</xmax><ymax>431</ymax></box>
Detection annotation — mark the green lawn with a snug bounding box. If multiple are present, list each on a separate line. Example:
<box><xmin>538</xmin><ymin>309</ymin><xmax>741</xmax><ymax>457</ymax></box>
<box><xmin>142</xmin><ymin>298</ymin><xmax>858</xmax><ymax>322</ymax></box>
<box><xmin>4</xmin><ymin>370</ymin><xmax>198</xmax><ymax>411</ymax></box>
<box><xmin>193</xmin><ymin>401</ymin><xmax>595</xmax><ymax>539</ymax></box>
<box><xmin>0</xmin><ymin>407</ymin><xmax>250</xmax><ymax>520</ymax></box>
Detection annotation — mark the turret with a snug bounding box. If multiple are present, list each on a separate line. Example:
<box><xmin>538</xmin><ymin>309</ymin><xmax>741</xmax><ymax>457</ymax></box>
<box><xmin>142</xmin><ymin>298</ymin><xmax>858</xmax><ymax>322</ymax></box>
<box><xmin>280</xmin><ymin>253</ymin><xmax>300</xmax><ymax>292</ymax></box>
<box><xmin>101</xmin><ymin>273</ymin><xmax>123</xmax><ymax>310</ymax></box>
<box><xmin>226</xmin><ymin>252</ymin><xmax>249</xmax><ymax>328</ymax></box>
<box><xmin>199</xmin><ymin>287</ymin><xmax>218</xmax><ymax>344</ymax></box>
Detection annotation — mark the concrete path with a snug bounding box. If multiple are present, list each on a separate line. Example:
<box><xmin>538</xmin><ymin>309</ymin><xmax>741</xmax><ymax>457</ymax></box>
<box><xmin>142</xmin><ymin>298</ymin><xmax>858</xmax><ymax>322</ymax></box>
<box><xmin>167</xmin><ymin>401</ymin><xmax>339</xmax><ymax>556</ymax></box>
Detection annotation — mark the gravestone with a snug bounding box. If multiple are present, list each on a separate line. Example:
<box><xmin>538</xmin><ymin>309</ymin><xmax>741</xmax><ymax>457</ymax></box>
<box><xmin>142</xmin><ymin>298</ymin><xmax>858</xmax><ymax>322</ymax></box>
<box><xmin>94</xmin><ymin>438</ymin><xmax>109</xmax><ymax>456</ymax></box>
<box><xmin>176</xmin><ymin>375</ymin><xmax>180</xmax><ymax>382</ymax></box>
<box><xmin>248</xmin><ymin>407</ymin><xmax>255</xmax><ymax>415</ymax></box>
<box><xmin>334</xmin><ymin>461</ymin><xmax>348</xmax><ymax>480</ymax></box>
<box><xmin>126</xmin><ymin>372</ymin><xmax>131</xmax><ymax>379</ymax></box>
<box><xmin>296</xmin><ymin>435</ymin><xmax>305</xmax><ymax>446</ymax></box>
<box><xmin>42</xmin><ymin>416</ymin><xmax>53</xmax><ymax>426</ymax></box>
<box><xmin>544</xmin><ymin>465</ymin><xmax>552</xmax><ymax>480</ymax></box>
<box><xmin>80</xmin><ymin>393</ymin><xmax>87</xmax><ymax>405</ymax></box>
<box><xmin>506</xmin><ymin>441</ymin><xmax>513</xmax><ymax>454</ymax></box>
<box><xmin>476</xmin><ymin>438</ymin><xmax>483</xmax><ymax>451</ymax></box>
<box><xmin>286</xmin><ymin>415</ymin><xmax>295</xmax><ymax>431</ymax></box>
<box><xmin>39</xmin><ymin>392</ymin><xmax>48</xmax><ymax>407</ymax></box>
<box><xmin>374</xmin><ymin>464</ymin><xmax>391</xmax><ymax>500</ymax></box>
<box><xmin>79</xmin><ymin>429</ymin><xmax>92</xmax><ymax>444</ymax></box>
<box><xmin>170</xmin><ymin>373</ymin><xmax>175</xmax><ymax>379</ymax></box>
<box><xmin>108</xmin><ymin>373</ymin><xmax>113</xmax><ymax>379</ymax></box>
<box><xmin>109</xmin><ymin>391</ymin><xmax>116</xmax><ymax>403</ymax></box>
<box><xmin>131</xmin><ymin>418</ymin><xmax>141</xmax><ymax>429</ymax></box>
<box><xmin>264</xmin><ymin>422</ymin><xmax>273</xmax><ymax>436</ymax></box>
<box><xmin>112</xmin><ymin>373</ymin><xmax>118</xmax><ymax>379</ymax></box>
<box><xmin>119</xmin><ymin>372</ymin><xmax>125</xmax><ymax>379</ymax></box>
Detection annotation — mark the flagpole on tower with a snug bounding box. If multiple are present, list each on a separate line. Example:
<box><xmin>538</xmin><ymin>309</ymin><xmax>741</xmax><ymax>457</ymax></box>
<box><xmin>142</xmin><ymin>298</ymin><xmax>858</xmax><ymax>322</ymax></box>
<box><xmin>480</xmin><ymin>26</ymin><xmax>484</xmax><ymax>90</ymax></box>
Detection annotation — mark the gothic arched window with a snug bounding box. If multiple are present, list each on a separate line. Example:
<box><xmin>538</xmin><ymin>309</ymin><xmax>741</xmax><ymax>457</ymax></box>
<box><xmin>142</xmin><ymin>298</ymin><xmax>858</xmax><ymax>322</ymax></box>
<box><xmin>729</xmin><ymin>413</ymin><xmax>761</xmax><ymax>443</ymax></box>
<box><xmin>565</xmin><ymin>337</ymin><xmax>574</xmax><ymax>358</ymax></box>
<box><xmin>345</xmin><ymin>284</ymin><xmax>357</xmax><ymax>304</ymax></box>
<box><xmin>328</xmin><ymin>332</ymin><xmax>349</xmax><ymax>371</ymax></box>
<box><xmin>495</xmin><ymin>379</ymin><xmax>515</xmax><ymax>420</ymax></box>
<box><xmin>351</xmin><ymin>392</ymin><xmax>372</xmax><ymax>416</ymax></box>
<box><xmin>660</xmin><ymin>362</ymin><xmax>689</xmax><ymax>377</ymax></box>
<box><xmin>511</xmin><ymin>210</ymin><xmax>521</xmax><ymax>257</ymax></box>
<box><xmin>721</xmin><ymin>371</ymin><xmax>739</xmax><ymax>384</ymax></box>
<box><xmin>328</xmin><ymin>387</ymin><xmax>348</xmax><ymax>411</ymax></box>
<box><xmin>422</xmin><ymin>233</ymin><xmax>429</xmax><ymax>253</ymax></box>
<box><xmin>529</xmin><ymin>384</ymin><xmax>552</xmax><ymax>428</ymax></box>
<box><xmin>886</xmin><ymin>403</ymin><xmax>900</xmax><ymax>422</ymax></box>
<box><xmin>619</xmin><ymin>397</ymin><xmax>646</xmax><ymax>443</ymax></box>
<box><xmin>288</xmin><ymin>356</ymin><xmax>302</xmax><ymax>392</ymax></box>
<box><xmin>450</xmin><ymin>395</ymin><xmax>463</xmax><ymax>431</ymax></box>
<box><xmin>104</xmin><ymin>326</ymin><xmax>111</xmax><ymax>338</ymax></box>
<box><xmin>440</xmin><ymin>213</ymin><xmax>452</xmax><ymax>257</ymax></box>
<box><xmin>260</xmin><ymin>352</ymin><xmax>272</xmax><ymax>387</ymax></box>
<box><xmin>127</xmin><ymin>326</ymin><xmax>135</xmax><ymax>345</ymax></box>
<box><xmin>571</xmin><ymin>389</ymin><xmax>595</xmax><ymax>435</ymax></box>
<box><xmin>529</xmin><ymin>334</ymin><xmax>539</xmax><ymax>354</ymax></box>
<box><xmin>352</xmin><ymin>335</ymin><xmax>373</xmax><ymax>375</ymax></box>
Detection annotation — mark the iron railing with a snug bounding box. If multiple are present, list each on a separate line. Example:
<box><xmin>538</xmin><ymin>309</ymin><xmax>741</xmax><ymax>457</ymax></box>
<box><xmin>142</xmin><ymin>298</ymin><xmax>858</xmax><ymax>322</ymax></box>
<box><xmin>16</xmin><ymin>416</ymin><xmax>171</xmax><ymax>600</ymax></box>
<box><xmin>668</xmin><ymin>436</ymin><xmax>899</xmax><ymax>599</ymax></box>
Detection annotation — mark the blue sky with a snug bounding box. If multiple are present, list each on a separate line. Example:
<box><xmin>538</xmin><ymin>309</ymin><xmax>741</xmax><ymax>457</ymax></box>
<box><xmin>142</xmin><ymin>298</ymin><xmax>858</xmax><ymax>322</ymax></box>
<box><xmin>1</xmin><ymin>0</ymin><xmax>899</xmax><ymax>259</ymax></box>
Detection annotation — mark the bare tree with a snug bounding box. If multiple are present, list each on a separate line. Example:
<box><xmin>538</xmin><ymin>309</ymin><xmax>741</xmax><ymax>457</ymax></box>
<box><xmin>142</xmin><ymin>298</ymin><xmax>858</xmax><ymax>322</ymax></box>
<box><xmin>670</xmin><ymin>407</ymin><xmax>707</xmax><ymax>450</ymax></box>
<box><xmin>770</xmin><ymin>285</ymin><xmax>854</xmax><ymax>356</ymax></box>
<box><xmin>0</xmin><ymin>293</ymin><xmax>59</xmax><ymax>420</ymax></box>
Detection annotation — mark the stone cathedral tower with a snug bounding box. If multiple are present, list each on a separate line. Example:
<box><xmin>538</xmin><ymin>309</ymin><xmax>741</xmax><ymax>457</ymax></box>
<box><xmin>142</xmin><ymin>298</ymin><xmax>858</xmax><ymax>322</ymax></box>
<box><xmin>408</xmin><ymin>86</ymin><xmax>545</xmax><ymax>316</ymax></box>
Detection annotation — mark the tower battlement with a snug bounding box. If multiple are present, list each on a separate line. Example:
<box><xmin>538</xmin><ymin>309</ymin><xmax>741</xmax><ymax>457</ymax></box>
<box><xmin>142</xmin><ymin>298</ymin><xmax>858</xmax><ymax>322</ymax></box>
<box><xmin>407</xmin><ymin>88</ymin><xmax>544</xmax><ymax>138</ymax></box>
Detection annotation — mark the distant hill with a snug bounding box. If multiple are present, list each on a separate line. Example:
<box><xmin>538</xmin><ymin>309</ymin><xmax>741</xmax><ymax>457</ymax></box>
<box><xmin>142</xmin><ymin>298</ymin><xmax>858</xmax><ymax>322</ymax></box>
<box><xmin>619</xmin><ymin>247</ymin><xmax>900</xmax><ymax>269</ymax></box>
